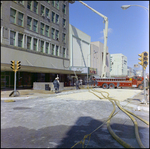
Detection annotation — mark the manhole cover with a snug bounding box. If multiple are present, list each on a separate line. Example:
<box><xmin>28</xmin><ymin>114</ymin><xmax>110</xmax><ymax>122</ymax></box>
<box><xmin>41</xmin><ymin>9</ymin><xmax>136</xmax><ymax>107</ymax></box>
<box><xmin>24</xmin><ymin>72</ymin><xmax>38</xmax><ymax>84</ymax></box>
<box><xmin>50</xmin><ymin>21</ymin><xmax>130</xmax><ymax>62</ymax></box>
<box><xmin>13</xmin><ymin>107</ymin><xmax>31</xmax><ymax>110</ymax></box>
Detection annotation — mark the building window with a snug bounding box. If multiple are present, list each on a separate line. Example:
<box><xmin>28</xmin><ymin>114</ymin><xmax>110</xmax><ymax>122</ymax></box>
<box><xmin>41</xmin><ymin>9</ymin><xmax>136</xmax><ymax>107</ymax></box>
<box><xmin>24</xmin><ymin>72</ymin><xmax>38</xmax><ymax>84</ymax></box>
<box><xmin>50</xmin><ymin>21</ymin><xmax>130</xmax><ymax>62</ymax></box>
<box><xmin>33</xmin><ymin>19</ymin><xmax>38</xmax><ymax>32</ymax></box>
<box><xmin>52</xmin><ymin>12</ymin><xmax>55</xmax><ymax>23</ymax></box>
<box><xmin>18</xmin><ymin>33</ymin><xmax>23</xmax><ymax>47</ymax></box>
<box><xmin>56</xmin><ymin>14</ymin><xmax>59</xmax><ymax>24</ymax></box>
<box><xmin>55</xmin><ymin>30</ymin><xmax>59</xmax><ymax>41</ymax></box>
<box><xmin>52</xmin><ymin>1</ymin><xmax>55</xmax><ymax>7</ymax></box>
<box><xmin>27</xmin><ymin>16</ymin><xmax>32</xmax><ymax>30</ymax></box>
<box><xmin>63</xmin><ymin>18</ymin><xmax>66</xmax><ymax>27</ymax></box>
<box><xmin>18</xmin><ymin>12</ymin><xmax>24</xmax><ymax>26</ymax></box>
<box><xmin>62</xmin><ymin>4</ymin><xmax>66</xmax><ymax>14</ymax></box>
<box><xmin>27</xmin><ymin>36</ymin><xmax>32</xmax><ymax>50</ymax></box>
<box><xmin>63</xmin><ymin>48</ymin><xmax>66</xmax><ymax>58</ymax></box>
<box><xmin>55</xmin><ymin>1</ymin><xmax>59</xmax><ymax>9</ymax></box>
<box><xmin>0</xmin><ymin>3</ymin><xmax>2</xmax><ymax>19</ymax></box>
<box><xmin>51</xmin><ymin>28</ymin><xmax>55</xmax><ymax>39</ymax></box>
<box><xmin>45</xmin><ymin>25</ymin><xmax>49</xmax><ymax>37</ymax></box>
<box><xmin>46</xmin><ymin>42</ymin><xmax>49</xmax><ymax>54</ymax></box>
<box><xmin>41</xmin><ymin>5</ymin><xmax>45</xmax><ymax>15</ymax></box>
<box><xmin>46</xmin><ymin>8</ymin><xmax>49</xmax><ymax>17</ymax></box>
<box><xmin>46</xmin><ymin>1</ymin><xmax>50</xmax><ymax>4</ymax></box>
<box><xmin>18</xmin><ymin>1</ymin><xmax>24</xmax><ymax>5</ymax></box>
<box><xmin>33</xmin><ymin>1</ymin><xmax>38</xmax><ymax>14</ymax></box>
<box><xmin>41</xmin><ymin>41</ymin><xmax>44</xmax><ymax>52</ymax></box>
<box><xmin>27</xmin><ymin>1</ymin><xmax>32</xmax><ymax>10</ymax></box>
<box><xmin>56</xmin><ymin>45</ymin><xmax>59</xmax><ymax>56</ymax></box>
<box><xmin>51</xmin><ymin>44</ymin><xmax>55</xmax><ymax>55</ymax></box>
<box><xmin>10</xmin><ymin>31</ymin><xmax>16</xmax><ymax>46</ymax></box>
<box><xmin>33</xmin><ymin>38</ymin><xmax>37</xmax><ymax>51</ymax></box>
<box><xmin>40</xmin><ymin>23</ymin><xmax>44</xmax><ymax>35</ymax></box>
<box><xmin>10</xmin><ymin>8</ymin><xmax>16</xmax><ymax>24</ymax></box>
<box><xmin>62</xmin><ymin>33</ymin><xmax>66</xmax><ymax>43</ymax></box>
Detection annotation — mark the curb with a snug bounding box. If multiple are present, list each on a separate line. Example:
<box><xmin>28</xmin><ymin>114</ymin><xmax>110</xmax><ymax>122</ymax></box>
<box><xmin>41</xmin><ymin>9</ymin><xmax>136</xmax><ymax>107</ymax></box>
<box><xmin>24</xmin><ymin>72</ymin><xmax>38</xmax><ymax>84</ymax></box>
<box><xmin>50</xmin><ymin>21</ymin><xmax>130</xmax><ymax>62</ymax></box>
<box><xmin>120</xmin><ymin>101</ymin><xmax>149</xmax><ymax>112</ymax></box>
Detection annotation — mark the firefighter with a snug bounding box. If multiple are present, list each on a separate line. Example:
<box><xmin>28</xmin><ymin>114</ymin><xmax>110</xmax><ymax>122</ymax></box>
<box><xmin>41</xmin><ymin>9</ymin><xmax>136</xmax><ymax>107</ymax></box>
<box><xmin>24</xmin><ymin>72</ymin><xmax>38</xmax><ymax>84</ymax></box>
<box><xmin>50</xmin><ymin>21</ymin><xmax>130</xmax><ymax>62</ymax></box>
<box><xmin>53</xmin><ymin>77</ymin><xmax>59</xmax><ymax>93</ymax></box>
<box><xmin>76</xmin><ymin>79</ymin><xmax>80</xmax><ymax>89</ymax></box>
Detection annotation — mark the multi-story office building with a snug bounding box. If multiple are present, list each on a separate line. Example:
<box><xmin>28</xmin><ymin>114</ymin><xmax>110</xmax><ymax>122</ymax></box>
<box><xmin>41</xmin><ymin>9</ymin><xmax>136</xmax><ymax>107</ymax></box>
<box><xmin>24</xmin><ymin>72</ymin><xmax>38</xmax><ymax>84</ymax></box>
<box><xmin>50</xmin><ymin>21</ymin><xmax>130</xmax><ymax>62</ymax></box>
<box><xmin>1</xmin><ymin>1</ymin><xmax>74</xmax><ymax>89</ymax></box>
<box><xmin>110</xmin><ymin>53</ymin><xmax>127</xmax><ymax>77</ymax></box>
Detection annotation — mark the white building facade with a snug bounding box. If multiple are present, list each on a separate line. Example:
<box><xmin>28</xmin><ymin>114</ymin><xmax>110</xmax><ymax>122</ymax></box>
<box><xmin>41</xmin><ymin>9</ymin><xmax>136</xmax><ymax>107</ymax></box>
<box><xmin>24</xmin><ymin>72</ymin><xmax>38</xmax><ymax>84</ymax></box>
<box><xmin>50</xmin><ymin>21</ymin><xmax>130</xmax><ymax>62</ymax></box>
<box><xmin>91</xmin><ymin>41</ymin><xmax>110</xmax><ymax>77</ymax></box>
<box><xmin>110</xmin><ymin>53</ymin><xmax>127</xmax><ymax>77</ymax></box>
<box><xmin>69</xmin><ymin>24</ymin><xmax>92</xmax><ymax>83</ymax></box>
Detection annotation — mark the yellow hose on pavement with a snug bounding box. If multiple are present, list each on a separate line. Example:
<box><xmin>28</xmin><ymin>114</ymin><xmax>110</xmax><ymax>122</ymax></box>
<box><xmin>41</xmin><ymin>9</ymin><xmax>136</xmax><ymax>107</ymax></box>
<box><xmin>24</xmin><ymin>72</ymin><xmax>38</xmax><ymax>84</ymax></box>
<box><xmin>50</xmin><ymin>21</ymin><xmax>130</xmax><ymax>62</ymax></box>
<box><xmin>91</xmin><ymin>89</ymin><xmax>148</xmax><ymax>148</ymax></box>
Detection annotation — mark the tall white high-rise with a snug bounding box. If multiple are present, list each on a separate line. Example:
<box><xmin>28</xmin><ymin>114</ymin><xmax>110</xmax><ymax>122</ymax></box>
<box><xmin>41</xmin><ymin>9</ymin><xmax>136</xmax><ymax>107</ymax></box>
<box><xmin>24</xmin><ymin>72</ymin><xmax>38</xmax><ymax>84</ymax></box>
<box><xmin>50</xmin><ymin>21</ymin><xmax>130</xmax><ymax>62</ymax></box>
<box><xmin>110</xmin><ymin>53</ymin><xmax>127</xmax><ymax>77</ymax></box>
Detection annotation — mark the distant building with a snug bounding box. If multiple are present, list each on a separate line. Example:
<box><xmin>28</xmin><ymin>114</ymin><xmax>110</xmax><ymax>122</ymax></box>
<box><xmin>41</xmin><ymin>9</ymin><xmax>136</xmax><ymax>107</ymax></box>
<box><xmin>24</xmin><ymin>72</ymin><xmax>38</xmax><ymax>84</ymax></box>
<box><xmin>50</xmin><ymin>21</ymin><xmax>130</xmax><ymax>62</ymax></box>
<box><xmin>110</xmin><ymin>53</ymin><xmax>127</xmax><ymax>77</ymax></box>
<box><xmin>135</xmin><ymin>70</ymin><xmax>143</xmax><ymax>76</ymax></box>
<box><xmin>91</xmin><ymin>41</ymin><xmax>110</xmax><ymax>77</ymax></box>
<box><xmin>127</xmin><ymin>66</ymin><xmax>134</xmax><ymax>77</ymax></box>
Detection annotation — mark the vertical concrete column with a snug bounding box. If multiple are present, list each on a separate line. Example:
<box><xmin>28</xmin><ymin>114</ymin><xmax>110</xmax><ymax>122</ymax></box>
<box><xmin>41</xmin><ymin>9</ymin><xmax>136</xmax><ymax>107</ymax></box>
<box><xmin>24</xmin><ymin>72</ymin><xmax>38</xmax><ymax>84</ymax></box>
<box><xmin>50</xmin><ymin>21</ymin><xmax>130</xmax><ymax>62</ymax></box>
<box><xmin>49</xmin><ymin>43</ymin><xmax>51</xmax><ymax>54</ymax></box>
<box><xmin>15</xmin><ymin>31</ymin><xmax>18</xmax><ymax>46</ymax></box>
<box><xmin>1</xmin><ymin>26</ymin><xmax>3</xmax><ymax>43</ymax></box>
<box><xmin>23</xmin><ymin>34</ymin><xmax>25</xmax><ymax>48</ymax></box>
<box><xmin>31</xmin><ymin>36</ymin><xmax>33</xmax><ymax>50</ymax></box>
<box><xmin>54</xmin><ymin>44</ymin><xmax>56</xmax><ymax>55</ymax></box>
<box><xmin>43</xmin><ymin>41</ymin><xmax>46</xmax><ymax>53</ymax></box>
<box><xmin>37</xmin><ymin>39</ymin><xmax>39</xmax><ymax>52</ymax></box>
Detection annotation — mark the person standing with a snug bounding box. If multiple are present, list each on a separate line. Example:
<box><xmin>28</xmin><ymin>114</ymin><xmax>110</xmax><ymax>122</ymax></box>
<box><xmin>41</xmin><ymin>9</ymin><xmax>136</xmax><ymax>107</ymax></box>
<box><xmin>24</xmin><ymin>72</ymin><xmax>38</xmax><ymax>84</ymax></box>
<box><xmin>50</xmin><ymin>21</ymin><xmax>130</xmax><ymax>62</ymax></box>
<box><xmin>57</xmin><ymin>77</ymin><xmax>60</xmax><ymax>92</ymax></box>
<box><xmin>53</xmin><ymin>77</ymin><xmax>59</xmax><ymax>93</ymax></box>
<box><xmin>76</xmin><ymin>79</ymin><xmax>80</xmax><ymax>89</ymax></box>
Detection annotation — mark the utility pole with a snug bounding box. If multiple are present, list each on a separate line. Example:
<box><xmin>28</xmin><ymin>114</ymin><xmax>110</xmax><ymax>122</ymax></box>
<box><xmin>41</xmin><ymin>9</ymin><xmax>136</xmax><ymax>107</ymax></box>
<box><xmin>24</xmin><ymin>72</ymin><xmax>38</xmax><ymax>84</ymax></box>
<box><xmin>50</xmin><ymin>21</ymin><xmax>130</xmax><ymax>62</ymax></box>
<box><xmin>138</xmin><ymin>51</ymin><xmax>148</xmax><ymax>104</ymax></box>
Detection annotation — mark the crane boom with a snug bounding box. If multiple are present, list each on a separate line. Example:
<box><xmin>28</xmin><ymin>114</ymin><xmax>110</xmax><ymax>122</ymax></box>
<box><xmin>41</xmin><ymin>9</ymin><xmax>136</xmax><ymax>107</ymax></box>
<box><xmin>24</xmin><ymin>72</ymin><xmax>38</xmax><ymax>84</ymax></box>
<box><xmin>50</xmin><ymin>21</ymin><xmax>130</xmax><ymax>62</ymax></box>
<box><xmin>78</xmin><ymin>1</ymin><xmax>108</xmax><ymax>78</ymax></box>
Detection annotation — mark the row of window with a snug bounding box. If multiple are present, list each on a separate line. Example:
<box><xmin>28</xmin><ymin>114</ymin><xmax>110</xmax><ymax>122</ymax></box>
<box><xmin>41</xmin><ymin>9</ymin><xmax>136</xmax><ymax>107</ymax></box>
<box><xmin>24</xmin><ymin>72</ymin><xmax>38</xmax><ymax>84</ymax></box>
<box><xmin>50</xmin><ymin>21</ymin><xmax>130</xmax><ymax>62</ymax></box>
<box><xmin>10</xmin><ymin>8</ymin><xmax>66</xmax><ymax>42</ymax></box>
<box><xmin>11</xmin><ymin>7</ymin><xmax>66</xmax><ymax>27</ymax></box>
<box><xmin>9</xmin><ymin>30</ymin><xmax>67</xmax><ymax>58</ymax></box>
<box><xmin>25</xmin><ymin>1</ymin><xmax>66</xmax><ymax>14</ymax></box>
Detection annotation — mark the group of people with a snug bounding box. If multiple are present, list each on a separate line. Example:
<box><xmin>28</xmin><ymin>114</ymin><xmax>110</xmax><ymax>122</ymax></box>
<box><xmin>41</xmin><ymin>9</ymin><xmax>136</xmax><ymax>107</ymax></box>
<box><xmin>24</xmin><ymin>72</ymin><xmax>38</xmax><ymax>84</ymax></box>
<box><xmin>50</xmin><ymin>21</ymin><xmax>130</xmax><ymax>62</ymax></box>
<box><xmin>53</xmin><ymin>76</ymin><xmax>84</xmax><ymax>92</ymax></box>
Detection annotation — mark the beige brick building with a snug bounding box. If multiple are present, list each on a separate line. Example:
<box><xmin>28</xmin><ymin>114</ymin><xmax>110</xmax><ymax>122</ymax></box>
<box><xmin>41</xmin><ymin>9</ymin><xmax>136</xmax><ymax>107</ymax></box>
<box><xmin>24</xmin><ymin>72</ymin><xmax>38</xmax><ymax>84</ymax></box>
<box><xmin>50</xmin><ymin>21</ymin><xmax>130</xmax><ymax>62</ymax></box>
<box><xmin>1</xmin><ymin>1</ymin><xmax>74</xmax><ymax>89</ymax></box>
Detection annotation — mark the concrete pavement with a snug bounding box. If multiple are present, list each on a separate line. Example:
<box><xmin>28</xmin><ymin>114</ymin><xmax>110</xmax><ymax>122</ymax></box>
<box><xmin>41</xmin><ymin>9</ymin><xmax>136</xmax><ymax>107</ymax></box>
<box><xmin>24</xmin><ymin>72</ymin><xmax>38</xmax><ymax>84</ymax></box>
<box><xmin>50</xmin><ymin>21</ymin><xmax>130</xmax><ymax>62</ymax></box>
<box><xmin>1</xmin><ymin>87</ymin><xmax>149</xmax><ymax>148</ymax></box>
<box><xmin>1</xmin><ymin>87</ymin><xmax>149</xmax><ymax>112</ymax></box>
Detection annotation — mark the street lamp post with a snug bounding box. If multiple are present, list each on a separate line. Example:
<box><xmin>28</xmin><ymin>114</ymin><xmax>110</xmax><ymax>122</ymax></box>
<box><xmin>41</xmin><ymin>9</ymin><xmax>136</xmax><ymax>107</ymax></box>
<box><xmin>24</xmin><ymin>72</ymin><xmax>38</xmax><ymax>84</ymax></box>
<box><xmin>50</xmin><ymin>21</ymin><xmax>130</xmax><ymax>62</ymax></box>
<box><xmin>121</xmin><ymin>4</ymin><xmax>149</xmax><ymax>104</ymax></box>
<box><xmin>121</xmin><ymin>5</ymin><xmax>149</xmax><ymax>11</ymax></box>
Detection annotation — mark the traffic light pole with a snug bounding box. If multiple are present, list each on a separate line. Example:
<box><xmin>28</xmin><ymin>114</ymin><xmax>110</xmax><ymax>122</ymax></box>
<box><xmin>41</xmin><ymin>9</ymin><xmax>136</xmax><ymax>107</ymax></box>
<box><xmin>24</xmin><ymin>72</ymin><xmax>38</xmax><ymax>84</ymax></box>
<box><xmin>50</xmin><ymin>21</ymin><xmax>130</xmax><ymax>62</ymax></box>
<box><xmin>9</xmin><ymin>60</ymin><xmax>21</xmax><ymax>97</ymax></box>
<box><xmin>141</xmin><ymin>67</ymin><xmax>147</xmax><ymax>104</ymax></box>
<box><xmin>143</xmin><ymin>68</ymin><xmax>147</xmax><ymax>104</ymax></box>
<box><xmin>14</xmin><ymin>70</ymin><xmax>17</xmax><ymax>96</ymax></box>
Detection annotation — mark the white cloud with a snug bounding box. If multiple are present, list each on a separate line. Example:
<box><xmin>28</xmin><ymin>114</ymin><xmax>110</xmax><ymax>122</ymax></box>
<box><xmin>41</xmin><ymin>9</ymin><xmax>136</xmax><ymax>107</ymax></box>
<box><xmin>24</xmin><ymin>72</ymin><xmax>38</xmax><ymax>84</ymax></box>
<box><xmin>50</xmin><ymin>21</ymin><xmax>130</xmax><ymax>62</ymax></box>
<box><xmin>99</xmin><ymin>28</ymin><xmax>113</xmax><ymax>40</ymax></box>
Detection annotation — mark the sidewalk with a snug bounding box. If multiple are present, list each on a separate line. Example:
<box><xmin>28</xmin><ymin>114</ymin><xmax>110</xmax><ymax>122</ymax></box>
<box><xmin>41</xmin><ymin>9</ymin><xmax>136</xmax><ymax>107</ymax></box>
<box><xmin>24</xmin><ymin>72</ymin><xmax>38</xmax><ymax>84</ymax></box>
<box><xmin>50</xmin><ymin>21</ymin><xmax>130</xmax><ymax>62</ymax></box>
<box><xmin>1</xmin><ymin>86</ymin><xmax>77</xmax><ymax>100</ymax></box>
<box><xmin>120</xmin><ymin>91</ymin><xmax>149</xmax><ymax>112</ymax></box>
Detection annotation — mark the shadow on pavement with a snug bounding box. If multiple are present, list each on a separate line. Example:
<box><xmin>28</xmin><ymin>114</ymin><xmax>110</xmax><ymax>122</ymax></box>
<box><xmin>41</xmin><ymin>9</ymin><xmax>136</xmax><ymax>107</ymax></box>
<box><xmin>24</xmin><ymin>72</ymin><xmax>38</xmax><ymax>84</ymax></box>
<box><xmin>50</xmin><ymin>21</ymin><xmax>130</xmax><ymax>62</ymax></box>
<box><xmin>1</xmin><ymin>116</ymin><xmax>149</xmax><ymax>148</ymax></box>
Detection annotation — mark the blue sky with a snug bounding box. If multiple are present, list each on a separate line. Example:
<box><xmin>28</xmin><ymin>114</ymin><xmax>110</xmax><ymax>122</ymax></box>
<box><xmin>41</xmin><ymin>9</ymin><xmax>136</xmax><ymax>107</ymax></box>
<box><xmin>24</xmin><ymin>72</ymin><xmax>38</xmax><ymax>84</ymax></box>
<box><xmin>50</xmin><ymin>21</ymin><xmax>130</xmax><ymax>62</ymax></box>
<box><xmin>69</xmin><ymin>1</ymin><xmax>149</xmax><ymax>73</ymax></box>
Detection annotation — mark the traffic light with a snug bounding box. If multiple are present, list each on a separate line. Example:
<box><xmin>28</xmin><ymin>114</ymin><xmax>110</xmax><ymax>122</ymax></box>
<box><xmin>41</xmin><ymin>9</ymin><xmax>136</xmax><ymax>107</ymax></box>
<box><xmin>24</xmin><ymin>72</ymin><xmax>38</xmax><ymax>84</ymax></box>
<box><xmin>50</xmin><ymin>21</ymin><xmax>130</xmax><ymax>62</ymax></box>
<box><xmin>11</xmin><ymin>60</ymin><xmax>15</xmax><ymax>70</ymax></box>
<box><xmin>16</xmin><ymin>61</ymin><xmax>21</xmax><ymax>70</ymax></box>
<box><xmin>138</xmin><ymin>53</ymin><xmax>144</xmax><ymax>66</ymax></box>
<box><xmin>143</xmin><ymin>51</ymin><xmax>148</xmax><ymax>69</ymax></box>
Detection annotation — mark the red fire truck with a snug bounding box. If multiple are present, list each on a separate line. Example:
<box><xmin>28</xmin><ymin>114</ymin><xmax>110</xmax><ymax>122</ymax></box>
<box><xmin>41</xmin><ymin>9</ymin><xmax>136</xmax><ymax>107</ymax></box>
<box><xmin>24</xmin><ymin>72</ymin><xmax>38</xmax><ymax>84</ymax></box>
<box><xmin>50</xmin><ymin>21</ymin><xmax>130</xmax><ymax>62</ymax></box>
<box><xmin>91</xmin><ymin>75</ymin><xmax>145</xmax><ymax>89</ymax></box>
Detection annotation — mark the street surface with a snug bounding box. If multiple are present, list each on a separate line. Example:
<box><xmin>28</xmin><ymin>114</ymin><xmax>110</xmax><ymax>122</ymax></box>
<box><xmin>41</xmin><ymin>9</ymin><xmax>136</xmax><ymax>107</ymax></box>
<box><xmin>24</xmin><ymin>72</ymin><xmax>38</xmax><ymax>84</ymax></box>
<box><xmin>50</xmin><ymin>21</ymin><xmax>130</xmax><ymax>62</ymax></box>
<box><xmin>1</xmin><ymin>88</ymin><xmax>149</xmax><ymax>148</ymax></box>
